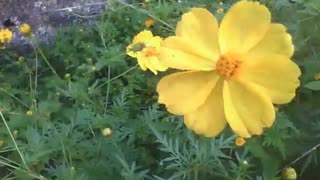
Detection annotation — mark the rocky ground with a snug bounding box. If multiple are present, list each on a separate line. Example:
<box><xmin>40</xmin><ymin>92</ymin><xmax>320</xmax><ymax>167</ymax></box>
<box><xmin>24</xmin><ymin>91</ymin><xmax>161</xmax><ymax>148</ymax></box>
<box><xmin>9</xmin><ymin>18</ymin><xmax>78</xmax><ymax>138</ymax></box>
<box><xmin>0</xmin><ymin>0</ymin><xmax>108</xmax><ymax>52</ymax></box>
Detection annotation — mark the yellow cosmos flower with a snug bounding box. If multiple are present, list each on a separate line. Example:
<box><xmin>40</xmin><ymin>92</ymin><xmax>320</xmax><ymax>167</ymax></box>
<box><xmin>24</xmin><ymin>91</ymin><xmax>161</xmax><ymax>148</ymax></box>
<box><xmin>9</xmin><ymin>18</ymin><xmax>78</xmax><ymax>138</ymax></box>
<box><xmin>19</xmin><ymin>23</ymin><xmax>32</xmax><ymax>36</ymax></box>
<box><xmin>127</xmin><ymin>30</ymin><xmax>168</xmax><ymax>74</ymax></box>
<box><xmin>157</xmin><ymin>1</ymin><xmax>301</xmax><ymax>138</ymax></box>
<box><xmin>0</xmin><ymin>28</ymin><xmax>13</xmax><ymax>44</ymax></box>
<box><xmin>145</xmin><ymin>18</ymin><xmax>155</xmax><ymax>28</ymax></box>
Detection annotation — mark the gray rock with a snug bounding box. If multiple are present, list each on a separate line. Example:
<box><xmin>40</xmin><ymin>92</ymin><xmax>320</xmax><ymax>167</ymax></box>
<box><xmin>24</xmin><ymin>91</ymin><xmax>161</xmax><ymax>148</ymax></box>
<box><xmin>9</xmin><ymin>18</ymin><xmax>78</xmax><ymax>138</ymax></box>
<box><xmin>0</xmin><ymin>0</ymin><xmax>108</xmax><ymax>52</ymax></box>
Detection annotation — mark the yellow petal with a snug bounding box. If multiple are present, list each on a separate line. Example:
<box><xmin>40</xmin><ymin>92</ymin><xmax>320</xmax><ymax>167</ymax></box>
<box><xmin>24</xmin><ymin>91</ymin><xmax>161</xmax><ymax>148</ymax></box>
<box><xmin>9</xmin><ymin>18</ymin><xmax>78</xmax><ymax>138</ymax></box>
<box><xmin>159</xmin><ymin>8</ymin><xmax>220</xmax><ymax>71</ymax></box>
<box><xmin>133</xmin><ymin>30</ymin><xmax>153</xmax><ymax>44</ymax></box>
<box><xmin>184</xmin><ymin>81</ymin><xmax>226</xmax><ymax>137</ymax></box>
<box><xmin>219</xmin><ymin>0</ymin><xmax>271</xmax><ymax>54</ymax></box>
<box><xmin>249</xmin><ymin>24</ymin><xmax>294</xmax><ymax>57</ymax></box>
<box><xmin>147</xmin><ymin>56</ymin><xmax>168</xmax><ymax>75</ymax></box>
<box><xmin>223</xmin><ymin>80</ymin><xmax>275</xmax><ymax>137</ymax></box>
<box><xmin>136</xmin><ymin>53</ymin><xmax>148</xmax><ymax>71</ymax></box>
<box><xmin>148</xmin><ymin>36</ymin><xmax>162</xmax><ymax>48</ymax></box>
<box><xmin>126</xmin><ymin>44</ymin><xmax>137</xmax><ymax>58</ymax></box>
<box><xmin>160</xmin><ymin>38</ymin><xmax>215</xmax><ymax>71</ymax></box>
<box><xmin>242</xmin><ymin>54</ymin><xmax>301</xmax><ymax>104</ymax></box>
<box><xmin>157</xmin><ymin>71</ymin><xmax>220</xmax><ymax>115</ymax></box>
<box><xmin>176</xmin><ymin>8</ymin><xmax>220</xmax><ymax>61</ymax></box>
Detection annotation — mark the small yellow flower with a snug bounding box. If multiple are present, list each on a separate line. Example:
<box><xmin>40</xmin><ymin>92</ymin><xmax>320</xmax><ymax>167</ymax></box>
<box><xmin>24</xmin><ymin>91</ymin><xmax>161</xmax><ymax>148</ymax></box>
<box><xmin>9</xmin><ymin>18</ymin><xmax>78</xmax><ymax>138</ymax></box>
<box><xmin>26</xmin><ymin>110</ymin><xmax>33</xmax><ymax>116</ymax></box>
<box><xmin>216</xmin><ymin>8</ymin><xmax>224</xmax><ymax>14</ymax></box>
<box><xmin>145</xmin><ymin>18</ymin><xmax>155</xmax><ymax>28</ymax></box>
<box><xmin>282</xmin><ymin>167</ymin><xmax>297</xmax><ymax>180</ymax></box>
<box><xmin>102</xmin><ymin>128</ymin><xmax>112</xmax><ymax>137</ymax></box>
<box><xmin>13</xmin><ymin>130</ymin><xmax>18</xmax><ymax>136</ymax></box>
<box><xmin>314</xmin><ymin>73</ymin><xmax>320</xmax><ymax>80</ymax></box>
<box><xmin>274</xmin><ymin>106</ymin><xmax>279</xmax><ymax>112</ymax></box>
<box><xmin>142</xmin><ymin>0</ymin><xmax>150</xmax><ymax>8</ymax></box>
<box><xmin>127</xmin><ymin>30</ymin><xmax>168</xmax><ymax>74</ymax></box>
<box><xmin>18</xmin><ymin>56</ymin><xmax>25</xmax><ymax>62</ymax></box>
<box><xmin>219</xmin><ymin>1</ymin><xmax>224</xmax><ymax>5</ymax></box>
<box><xmin>0</xmin><ymin>140</ymin><xmax>4</xmax><ymax>146</ymax></box>
<box><xmin>91</xmin><ymin>66</ymin><xmax>97</xmax><ymax>71</ymax></box>
<box><xmin>157</xmin><ymin>1</ymin><xmax>300</xmax><ymax>138</ymax></box>
<box><xmin>235</xmin><ymin>137</ymin><xmax>246</xmax><ymax>146</ymax></box>
<box><xmin>19</xmin><ymin>23</ymin><xmax>32</xmax><ymax>36</ymax></box>
<box><xmin>0</xmin><ymin>28</ymin><xmax>13</xmax><ymax>48</ymax></box>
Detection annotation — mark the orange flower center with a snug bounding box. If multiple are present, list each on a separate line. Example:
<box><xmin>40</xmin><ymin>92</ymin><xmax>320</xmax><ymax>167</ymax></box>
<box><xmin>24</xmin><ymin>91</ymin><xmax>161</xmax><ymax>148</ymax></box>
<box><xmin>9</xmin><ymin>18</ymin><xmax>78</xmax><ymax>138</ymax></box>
<box><xmin>143</xmin><ymin>47</ymin><xmax>158</xmax><ymax>57</ymax></box>
<box><xmin>216</xmin><ymin>55</ymin><xmax>242</xmax><ymax>79</ymax></box>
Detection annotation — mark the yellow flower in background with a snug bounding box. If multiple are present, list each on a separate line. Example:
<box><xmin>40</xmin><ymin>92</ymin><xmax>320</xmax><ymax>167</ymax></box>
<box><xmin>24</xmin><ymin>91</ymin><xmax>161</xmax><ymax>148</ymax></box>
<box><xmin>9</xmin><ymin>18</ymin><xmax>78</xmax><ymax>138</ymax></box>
<box><xmin>314</xmin><ymin>73</ymin><xmax>320</xmax><ymax>80</ymax></box>
<box><xmin>157</xmin><ymin>1</ymin><xmax>301</xmax><ymax>138</ymax></box>
<box><xmin>19</xmin><ymin>23</ymin><xmax>32</xmax><ymax>36</ymax></box>
<box><xmin>145</xmin><ymin>18</ymin><xmax>155</xmax><ymax>28</ymax></box>
<box><xmin>127</xmin><ymin>30</ymin><xmax>168</xmax><ymax>74</ymax></box>
<box><xmin>235</xmin><ymin>137</ymin><xmax>246</xmax><ymax>146</ymax></box>
<box><xmin>102</xmin><ymin>128</ymin><xmax>112</xmax><ymax>137</ymax></box>
<box><xmin>216</xmin><ymin>8</ymin><xmax>224</xmax><ymax>14</ymax></box>
<box><xmin>282</xmin><ymin>167</ymin><xmax>297</xmax><ymax>180</ymax></box>
<box><xmin>26</xmin><ymin>110</ymin><xmax>33</xmax><ymax>116</ymax></box>
<box><xmin>142</xmin><ymin>0</ymin><xmax>150</xmax><ymax>8</ymax></box>
<box><xmin>0</xmin><ymin>28</ymin><xmax>13</xmax><ymax>49</ymax></box>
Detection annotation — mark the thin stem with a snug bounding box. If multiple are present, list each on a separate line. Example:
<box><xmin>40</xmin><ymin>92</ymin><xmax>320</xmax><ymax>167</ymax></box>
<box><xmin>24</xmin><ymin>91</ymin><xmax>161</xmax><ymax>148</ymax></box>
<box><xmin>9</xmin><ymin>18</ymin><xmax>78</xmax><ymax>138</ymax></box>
<box><xmin>95</xmin><ymin>65</ymin><xmax>138</xmax><ymax>90</ymax></box>
<box><xmin>111</xmin><ymin>137</ymin><xmax>126</xmax><ymax>160</ymax></box>
<box><xmin>36</xmin><ymin>47</ymin><xmax>60</xmax><ymax>79</ymax></box>
<box><xmin>290</xmin><ymin>143</ymin><xmax>320</xmax><ymax>166</ymax></box>
<box><xmin>99</xmin><ymin>17</ymin><xmax>111</xmax><ymax>112</ymax></box>
<box><xmin>279</xmin><ymin>143</ymin><xmax>320</xmax><ymax>173</ymax></box>
<box><xmin>194</xmin><ymin>168</ymin><xmax>198</xmax><ymax>180</ymax></box>
<box><xmin>0</xmin><ymin>87</ymin><xmax>29</xmax><ymax>108</ymax></box>
<box><xmin>0</xmin><ymin>159</ymin><xmax>46</xmax><ymax>180</ymax></box>
<box><xmin>0</xmin><ymin>111</ymin><xmax>29</xmax><ymax>171</ymax></box>
<box><xmin>116</xmin><ymin>0</ymin><xmax>174</xmax><ymax>31</ymax></box>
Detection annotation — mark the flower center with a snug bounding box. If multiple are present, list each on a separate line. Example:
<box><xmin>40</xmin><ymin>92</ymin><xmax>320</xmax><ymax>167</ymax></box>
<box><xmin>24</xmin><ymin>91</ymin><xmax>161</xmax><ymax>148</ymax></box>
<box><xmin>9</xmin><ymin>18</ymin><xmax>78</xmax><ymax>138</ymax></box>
<box><xmin>216</xmin><ymin>55</ymin><xmax>241</xmax><ymax>79</ymax></box>
<box><xmin>143</xmin><ymin>47</ymin><xmax>158</xmax><ymax>57</ymax></box>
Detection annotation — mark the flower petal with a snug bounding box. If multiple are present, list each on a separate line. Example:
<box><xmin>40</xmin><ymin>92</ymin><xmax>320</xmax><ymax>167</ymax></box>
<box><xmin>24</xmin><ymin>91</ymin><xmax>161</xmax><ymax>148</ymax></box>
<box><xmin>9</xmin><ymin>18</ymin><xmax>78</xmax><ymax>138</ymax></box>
<box><xmin>126</xmin><ymin>44</ymin><xmax>137</xmax><ymax>58</ymax></box>
<box><xmin>223</xmin><ymin>80</ymin><xmax>275</xmax><ymax>138</ymax></box>
<box><xmin>242</xmin><ymin>54</ymin><xmax>301</xmax><ymax>104</ymax></box>
<box><xmin>219</xmin><ymin>0</ymin><xmax>271</xmax><ymax>54</ymax></box>
<box><xmin>136</xmin><ymin>53</ymin><xmax>148</xmax><ymax>71</ymax></box>
<box><xmin>159</xmin><ymin>8</ymin><xmax>220</xmax><ymax>71</ymax></box>
<box><xmin>133</xmin><ymin>30</ymin><xmax>153</xmax><ymax>44</ymax></box>
<box><xmin>146</xmin><ymin>56</ymin><xmax>168</xmax><ymax>75</ymax></box>
<box><xmin>160</xmin><ymin>38</ymin><xmax>215</xmax><ymax>71</ymax></box>
<box><xmin>176</xmin><ymin>8</ymin><xmax>220</xmax><ymax>61</ymax></box>
<box><xmin>148</xmin><ymin>36</ymin><xmax>162</xmax><ymax>48</ymax></box>
<box><xmin>157</xmin><ymin>71</ymin><xmax>220</xmax><ymax>115</ymax></box>
<box><xmin>249</xmin><ymin>24</ymin><xmax>294</xmax><ymax>57</ymax></box>
<box><xmin>184</xmin><ymin>81</ymin><xmax>226</xmax><ymax>137</ymax></box>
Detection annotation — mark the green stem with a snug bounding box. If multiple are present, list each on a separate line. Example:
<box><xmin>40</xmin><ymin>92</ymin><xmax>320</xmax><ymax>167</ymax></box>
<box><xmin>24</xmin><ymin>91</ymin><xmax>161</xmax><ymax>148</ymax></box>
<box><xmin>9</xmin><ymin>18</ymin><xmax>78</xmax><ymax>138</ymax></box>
<box><xmin>0</xmin><ymin>111</ymin><xmax>29</xmax><ymax>171</ymax></box>
<box><xmin>0</xmin><ymin>87</ymin><xmax>29</xmax><ymax>108</ymax></box>
<box><xmin>36</xmin><ymin>47</ymin><xmax>60</xmax><ymax>79</ymax></box>
<box><xmin>95</xmin><ymin>65</ymin><xmax>138</xmax><ymax>90</ymax></box>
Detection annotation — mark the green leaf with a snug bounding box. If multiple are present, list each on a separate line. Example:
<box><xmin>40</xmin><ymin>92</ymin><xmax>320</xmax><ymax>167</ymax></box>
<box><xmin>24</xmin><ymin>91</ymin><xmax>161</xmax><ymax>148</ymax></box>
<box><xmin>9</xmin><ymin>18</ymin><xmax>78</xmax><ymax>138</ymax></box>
<box><xmin>304</xmin><ymin>81</ymin><xmax>320</xmax><ymax>90</ymax></box>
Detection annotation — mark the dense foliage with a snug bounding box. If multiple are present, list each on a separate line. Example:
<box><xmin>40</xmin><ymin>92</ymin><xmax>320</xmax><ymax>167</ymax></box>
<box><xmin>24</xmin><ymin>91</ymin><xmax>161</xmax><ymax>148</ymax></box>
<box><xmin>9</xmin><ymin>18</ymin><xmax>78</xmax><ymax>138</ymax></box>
<box><xmin>1</xmin><ymin>0</ymin><xmax>320</xmax><ymax>179</ymax></box>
